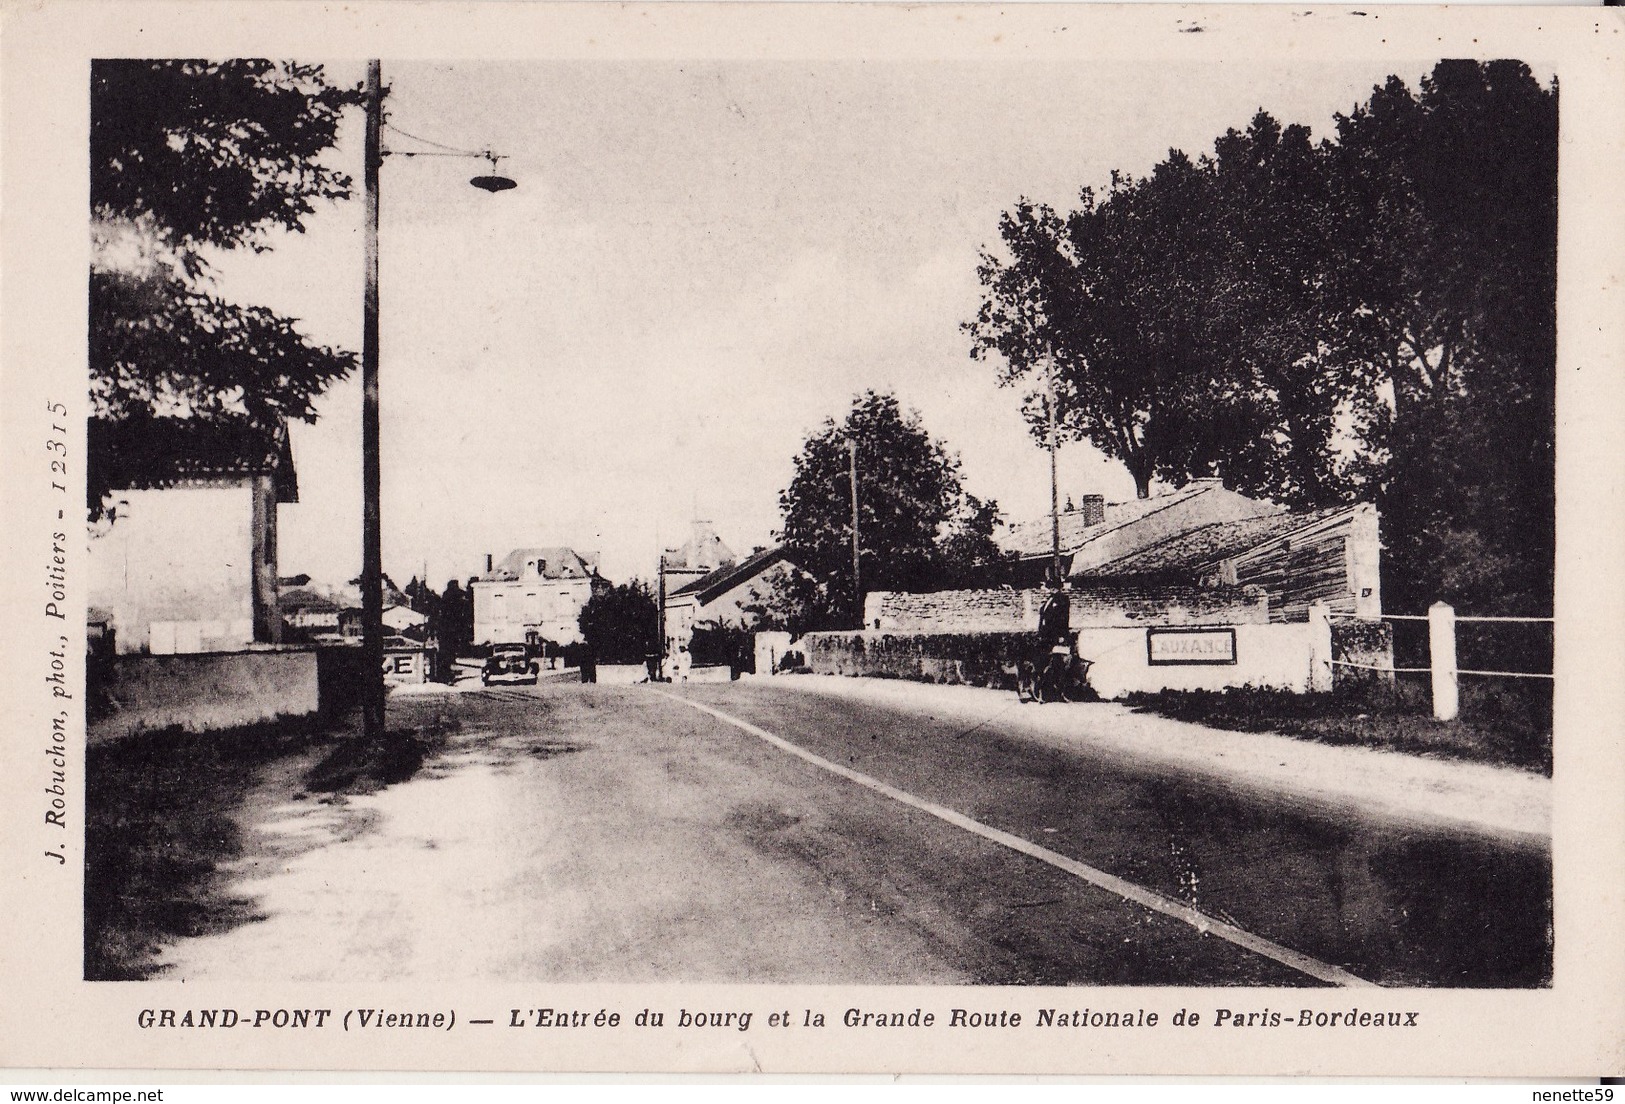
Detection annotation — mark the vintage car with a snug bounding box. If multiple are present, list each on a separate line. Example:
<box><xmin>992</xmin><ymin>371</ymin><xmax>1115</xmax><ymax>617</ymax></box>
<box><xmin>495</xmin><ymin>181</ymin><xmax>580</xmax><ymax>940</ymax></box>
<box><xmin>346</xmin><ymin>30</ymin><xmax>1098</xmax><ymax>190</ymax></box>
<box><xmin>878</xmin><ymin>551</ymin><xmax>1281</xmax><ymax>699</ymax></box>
<box><xmin>481</xmin><ymin>644</ymin><xmax>539</xmax><ymax>686</ymax></box>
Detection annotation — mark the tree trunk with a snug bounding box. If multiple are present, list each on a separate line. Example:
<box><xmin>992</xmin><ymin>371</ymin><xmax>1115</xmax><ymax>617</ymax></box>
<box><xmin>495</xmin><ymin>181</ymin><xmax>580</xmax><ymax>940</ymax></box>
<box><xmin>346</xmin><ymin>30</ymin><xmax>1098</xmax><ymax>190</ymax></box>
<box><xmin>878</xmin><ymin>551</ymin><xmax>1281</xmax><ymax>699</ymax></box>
<box><xmin>1127</xmin><ymin>453</ymin><xmax>1153</xmax><ymax>499</ymax></box>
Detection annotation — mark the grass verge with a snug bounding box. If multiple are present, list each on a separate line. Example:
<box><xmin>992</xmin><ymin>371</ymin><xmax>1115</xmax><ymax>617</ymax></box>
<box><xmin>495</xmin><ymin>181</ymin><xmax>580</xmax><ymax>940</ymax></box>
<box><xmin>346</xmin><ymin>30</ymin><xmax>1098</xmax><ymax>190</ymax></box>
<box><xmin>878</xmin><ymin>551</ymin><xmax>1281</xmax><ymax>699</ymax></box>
<box><xmin>85</xmin><ymin>715</ymin><xmax>447</xmax><ymax>980</ymax></box>
<box><xmin>1122</xmin><ymin>679</ymin><xmax>1551</xmax><ymax>776</ymax></box>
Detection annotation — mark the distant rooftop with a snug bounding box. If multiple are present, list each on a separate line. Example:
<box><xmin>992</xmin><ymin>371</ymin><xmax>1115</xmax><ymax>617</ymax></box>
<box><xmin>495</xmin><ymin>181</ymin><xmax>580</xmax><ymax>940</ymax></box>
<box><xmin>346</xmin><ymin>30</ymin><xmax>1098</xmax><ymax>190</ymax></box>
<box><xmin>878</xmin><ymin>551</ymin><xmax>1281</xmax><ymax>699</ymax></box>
<box><xmin>481</xmin><ymin>547</ymin><xmax>599</xmax><ymax>583</ymax></box>
<box><xmin>668</xmin><ymin>545</ymin><xmax>791</xmax><ymax>606</ymax></box>
<box><xmin>999</xmin><ymin>479</ymin><xmax>1281</xmax><ymax>560</ymax></box>
<box><xmin>661</xmin><ymin>521</ymin><xmax>735</xmax><ymax>574</ymax></box>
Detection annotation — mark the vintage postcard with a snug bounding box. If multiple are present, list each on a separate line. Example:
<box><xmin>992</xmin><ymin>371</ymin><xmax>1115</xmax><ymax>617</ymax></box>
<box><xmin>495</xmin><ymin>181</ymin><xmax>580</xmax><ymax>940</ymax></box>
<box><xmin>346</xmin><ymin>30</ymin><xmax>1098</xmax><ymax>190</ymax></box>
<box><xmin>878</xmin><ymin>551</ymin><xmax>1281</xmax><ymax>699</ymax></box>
<box><xmin>2</xmin><ymin>0</ymin><xmax>1622</xmax><ymax>1079</ymax></box>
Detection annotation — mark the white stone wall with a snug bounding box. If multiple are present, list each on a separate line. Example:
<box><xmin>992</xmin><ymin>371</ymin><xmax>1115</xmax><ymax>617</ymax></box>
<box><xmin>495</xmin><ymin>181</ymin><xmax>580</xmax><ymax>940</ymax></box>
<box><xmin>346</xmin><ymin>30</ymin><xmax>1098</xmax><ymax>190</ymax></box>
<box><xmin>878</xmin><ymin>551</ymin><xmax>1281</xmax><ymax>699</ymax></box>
<box><xmin>1078</xmin><ymin>619</ymin><xmax>1330</xmax><ymax>699</ymax></box>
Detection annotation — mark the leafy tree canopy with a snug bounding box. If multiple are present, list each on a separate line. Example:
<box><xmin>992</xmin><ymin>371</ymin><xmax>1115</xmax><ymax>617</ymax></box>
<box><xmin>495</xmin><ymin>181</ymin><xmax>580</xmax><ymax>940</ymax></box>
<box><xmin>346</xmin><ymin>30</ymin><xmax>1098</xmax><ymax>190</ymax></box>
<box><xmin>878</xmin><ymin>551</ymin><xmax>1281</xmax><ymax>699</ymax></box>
<box><xmin>968</xmin><ymin>60</ymin><xmax>1556</xmax><ymax>615</ymax></box>
<box><xmin>777</xmin><ymin>391</ymin><xmax>1009</xmax><ymax>629</ymax></box>
<box><xmin>578</xmin><ymin>579</ymin><xmax>659</xmax><ymax>665</ymax></box>
<box><xmin>89</xmin><ymin>60</ymin><xmax>361</xmax><ymax>514</ymax></box>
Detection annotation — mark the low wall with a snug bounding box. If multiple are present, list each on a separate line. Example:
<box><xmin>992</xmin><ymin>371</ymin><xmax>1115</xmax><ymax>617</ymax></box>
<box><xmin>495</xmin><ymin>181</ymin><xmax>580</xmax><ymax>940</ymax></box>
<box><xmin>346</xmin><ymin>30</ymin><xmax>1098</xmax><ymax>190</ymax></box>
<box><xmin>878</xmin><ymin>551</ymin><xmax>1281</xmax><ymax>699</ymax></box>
<box><xmin>801</xmin><ymin>631</ymin><xmax>1030</xmax><ymax>688</ymax></box>
<box><xmin>864</xmin><ymin>585</ymin><xmax>1270</xmax><ymax>633</ymax></box>
<box><xmin>801</xmin><ymin>617</ymin><xmax>1330</xmax><ymax>701</ymax></box>
<box><xmin>89</xmin><ymin>648</ymin><xmax>320</xmax><ymax>744</ymax></box>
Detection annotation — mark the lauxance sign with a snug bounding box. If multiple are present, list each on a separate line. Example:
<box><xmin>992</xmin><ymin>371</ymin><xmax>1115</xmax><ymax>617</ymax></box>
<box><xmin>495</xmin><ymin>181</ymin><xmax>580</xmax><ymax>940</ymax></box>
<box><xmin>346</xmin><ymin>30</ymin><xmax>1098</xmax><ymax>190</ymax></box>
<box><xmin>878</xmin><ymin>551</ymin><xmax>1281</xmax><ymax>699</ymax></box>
<box><xmin>1146</xmin><ymin>627</ymin><xmax>1238</xmax><ymax>666</ymax></box>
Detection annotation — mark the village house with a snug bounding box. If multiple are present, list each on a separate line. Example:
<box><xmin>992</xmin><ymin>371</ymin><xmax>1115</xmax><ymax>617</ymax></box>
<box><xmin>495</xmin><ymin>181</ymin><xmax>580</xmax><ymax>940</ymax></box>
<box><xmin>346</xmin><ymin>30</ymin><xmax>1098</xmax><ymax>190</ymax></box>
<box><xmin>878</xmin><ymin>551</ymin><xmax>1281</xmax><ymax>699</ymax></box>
<box><xmin>659</xmin><ymin>520</ymin><xmax>735</xmax><ymax>594</ymax></box>
<box><xmin>86</xmin><ymin>417</ymin><xmax>327</xmax><ymax>740</ymax></box>
<box><xmin>87</xmin><ymin>418</ymin><xmax>296</xmax><ymax>655</ymax></box>
<box><xmin>853</xmin><ymin>482</ymin><xmax>1380</xmax><ymax>700</ymax></box>
<box><xmin>473</xmin><ymin>547</ymin><xmax>604</xmax><ymax>648</ymax></box>
<box><xmin>662</xmin><ymin>545</ymin><xmax>804</xmax><ymax>654</ymax></box>
<box><xmin>280</xmin><ymin>575</ymin><xmax>423</xmax><ymax>644</ymax></box>
<box><xmin>993</xmin><ymin>478</ymin><xmax>1381</xmax><ymax>623</ymax></box>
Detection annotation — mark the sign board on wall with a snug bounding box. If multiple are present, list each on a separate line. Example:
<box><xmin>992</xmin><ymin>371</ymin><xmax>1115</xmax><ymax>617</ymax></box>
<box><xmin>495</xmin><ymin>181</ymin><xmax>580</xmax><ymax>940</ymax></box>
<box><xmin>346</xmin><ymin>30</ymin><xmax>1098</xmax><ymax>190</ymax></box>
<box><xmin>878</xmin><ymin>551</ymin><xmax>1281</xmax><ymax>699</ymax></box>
<box><xmin>383</xmin><ymin>646</ymin><xmax>432</xmax><ymax>684</ymax></box>
<box><xmin>1146</xmin><ymin>626</ymin><xmax>1237</xmax><ymax>666</ymax></box>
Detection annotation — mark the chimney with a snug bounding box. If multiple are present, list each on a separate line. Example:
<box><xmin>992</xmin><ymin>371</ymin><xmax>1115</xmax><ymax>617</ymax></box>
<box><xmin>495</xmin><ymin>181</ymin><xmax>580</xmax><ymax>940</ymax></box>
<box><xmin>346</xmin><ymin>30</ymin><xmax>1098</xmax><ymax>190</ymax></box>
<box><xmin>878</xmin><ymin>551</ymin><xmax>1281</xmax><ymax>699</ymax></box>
<box><xmin>1079</xmin><ymin>494</ymin><xmax>1106</xmax><ymax>527</ymax></box>
<box><xmin>485</xmin><ymin>553</ymin><xmax>493</xmax><ymax>574</ymax></box>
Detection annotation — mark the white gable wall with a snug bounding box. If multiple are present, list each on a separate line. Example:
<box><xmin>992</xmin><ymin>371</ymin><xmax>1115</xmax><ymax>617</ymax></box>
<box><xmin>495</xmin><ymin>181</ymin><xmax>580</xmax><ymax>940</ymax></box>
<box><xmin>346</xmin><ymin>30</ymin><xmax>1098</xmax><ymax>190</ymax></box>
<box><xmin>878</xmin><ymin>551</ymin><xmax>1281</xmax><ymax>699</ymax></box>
<box><xmin>88</xmin><ymin>481</ymin><xmax>257</xmax><ymax>654</ymax></box>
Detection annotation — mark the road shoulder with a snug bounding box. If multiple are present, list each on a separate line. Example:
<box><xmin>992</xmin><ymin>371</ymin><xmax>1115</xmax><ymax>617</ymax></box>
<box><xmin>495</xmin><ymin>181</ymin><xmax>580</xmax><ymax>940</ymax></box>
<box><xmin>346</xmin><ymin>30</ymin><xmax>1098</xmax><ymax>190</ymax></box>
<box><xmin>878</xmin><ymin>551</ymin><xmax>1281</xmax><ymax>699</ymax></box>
<box><xmin>749</xmin><ymin>674</ymin><xmax>1551</xmax><ymax>848</ymax></box>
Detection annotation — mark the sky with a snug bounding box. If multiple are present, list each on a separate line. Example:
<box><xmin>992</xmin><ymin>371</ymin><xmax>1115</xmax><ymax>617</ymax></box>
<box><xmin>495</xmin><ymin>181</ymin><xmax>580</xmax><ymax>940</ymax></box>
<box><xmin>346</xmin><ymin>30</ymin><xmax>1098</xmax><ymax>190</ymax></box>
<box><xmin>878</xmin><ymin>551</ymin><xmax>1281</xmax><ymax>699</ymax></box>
<box><xmin>205</xmin><ymin>57</ymin><xmax>1449</xmax><ymax>589</ymax></box>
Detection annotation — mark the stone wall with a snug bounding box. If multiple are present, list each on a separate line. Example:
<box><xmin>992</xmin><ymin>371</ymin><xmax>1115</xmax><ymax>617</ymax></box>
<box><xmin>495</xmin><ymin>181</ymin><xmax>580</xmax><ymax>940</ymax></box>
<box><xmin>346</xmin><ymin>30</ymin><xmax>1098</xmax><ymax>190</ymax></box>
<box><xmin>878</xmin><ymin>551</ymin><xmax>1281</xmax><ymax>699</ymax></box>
<box><xmin>89</xmin><ymin>647</ymin><xmax>320</xmax><ymax>744</ymax></box>
<box><xmin>863</xmin><ymin>584</ymin><xmax>1269</xmax><ymax>633</ymax></box>
<box><xmin>800</xmin><ymin>631</ymin><xmax>1030</xmax><ymax>689</ymax></box>
<box><xmin>799</xmin><ymin>614</ymin><xmax>1331</xmax><ymax>700</ymax></box>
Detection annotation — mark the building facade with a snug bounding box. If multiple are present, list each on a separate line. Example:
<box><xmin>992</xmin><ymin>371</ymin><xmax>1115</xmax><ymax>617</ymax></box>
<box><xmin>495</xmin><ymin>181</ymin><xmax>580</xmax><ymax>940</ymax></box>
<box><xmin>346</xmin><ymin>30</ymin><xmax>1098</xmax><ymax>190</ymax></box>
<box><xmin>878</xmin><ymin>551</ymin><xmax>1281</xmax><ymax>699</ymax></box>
<box><xmin>87</xmin><ymin>421</ymin><xmax>296</xmax><ymax>655</ymax></box>
<box><xmin>997</xmin><ymin>480</ymin><xmax>1382</xmax><ymax>624</ymax></box>
<box><xmin>662</xmin><ymin>545</ymin><xmax>802</xmax><ymax>655</ymax></box>
<box><xmin>473</xmin><ymin>547</ymin><xmax>603</xmax><ymax>647</ymax></box>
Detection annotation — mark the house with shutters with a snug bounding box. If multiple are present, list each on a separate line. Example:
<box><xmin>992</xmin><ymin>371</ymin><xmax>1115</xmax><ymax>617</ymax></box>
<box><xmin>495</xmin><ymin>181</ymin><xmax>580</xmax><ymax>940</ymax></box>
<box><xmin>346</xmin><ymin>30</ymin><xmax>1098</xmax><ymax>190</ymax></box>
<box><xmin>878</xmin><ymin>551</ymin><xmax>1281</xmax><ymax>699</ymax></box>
<box><xmin>472</xmin><ymin>547</ymin><xmax>605</xmax><ymax>647</ymax></box>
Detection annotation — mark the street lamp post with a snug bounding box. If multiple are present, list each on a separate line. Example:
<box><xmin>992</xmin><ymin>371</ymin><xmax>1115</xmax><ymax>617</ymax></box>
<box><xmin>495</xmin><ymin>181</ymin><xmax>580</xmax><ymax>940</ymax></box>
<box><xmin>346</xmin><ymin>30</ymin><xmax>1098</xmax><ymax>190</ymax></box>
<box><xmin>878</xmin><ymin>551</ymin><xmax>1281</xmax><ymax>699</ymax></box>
<box><xmin>360</xmin><ymin>60</ymin><xmax>386</xmax><ymax>740</ymax></box>
<box><xmin>359</xmin><ymin>59</ymin><xmax>515</xmax><ymax>743</ymax></box>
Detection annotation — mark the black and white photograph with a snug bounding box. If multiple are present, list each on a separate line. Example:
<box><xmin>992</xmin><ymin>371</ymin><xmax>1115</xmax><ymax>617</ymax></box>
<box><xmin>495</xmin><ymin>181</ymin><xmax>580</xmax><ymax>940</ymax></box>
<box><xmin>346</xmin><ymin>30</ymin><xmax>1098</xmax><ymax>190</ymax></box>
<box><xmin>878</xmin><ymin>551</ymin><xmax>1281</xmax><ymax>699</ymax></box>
<box><xmin>3</xmin><ymin>0</ymin><xmax>1623</xmax><ymax>1080</ymax></box>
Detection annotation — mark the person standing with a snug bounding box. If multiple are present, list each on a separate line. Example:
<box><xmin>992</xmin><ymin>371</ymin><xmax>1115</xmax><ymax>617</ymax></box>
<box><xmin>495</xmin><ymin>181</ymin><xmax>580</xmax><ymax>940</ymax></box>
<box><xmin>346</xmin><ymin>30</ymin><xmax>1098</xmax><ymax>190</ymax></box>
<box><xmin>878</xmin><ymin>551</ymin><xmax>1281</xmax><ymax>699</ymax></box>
<box><xmin>1035</xmin><ymin>571</ymin><xmax>1074</xmax><ymax>702</ymax></box>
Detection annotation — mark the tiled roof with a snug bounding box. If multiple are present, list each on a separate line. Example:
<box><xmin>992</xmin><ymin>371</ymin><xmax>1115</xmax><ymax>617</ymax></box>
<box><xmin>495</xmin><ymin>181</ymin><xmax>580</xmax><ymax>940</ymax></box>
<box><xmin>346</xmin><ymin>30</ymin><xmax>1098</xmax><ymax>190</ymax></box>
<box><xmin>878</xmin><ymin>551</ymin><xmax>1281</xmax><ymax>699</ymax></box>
<box><xmin>93</xmin><ymin>414</ymin><xmax>298</xmax><ymax>502</ymax></box>
<box><xmin>1077</xmin><ymin>505</ymin><xmax>1355</xmax><ymax>580</ymax></box>
<box><xmin>482</xmin><ymin>547</ymin><xmax>597</xmax><ymax>582</ymax></box>
<box><xmin>669</xmin><ymin>546</ymin><xmax>791</xmax><ymax>605</ymax></box>
<box><xmin>660</xmin><ymin>522</ymin><xmax>735</xmax><ymax>573</ymax></box>
<box><xmin>277</xmin><ymin>586</ymin><xmax>344</xmax><ymax>613</ymax></box>
<box><xmin>1001</xmin><ymin>481</ymin><xmax>1231</xmax><ymax>559</ymax></box>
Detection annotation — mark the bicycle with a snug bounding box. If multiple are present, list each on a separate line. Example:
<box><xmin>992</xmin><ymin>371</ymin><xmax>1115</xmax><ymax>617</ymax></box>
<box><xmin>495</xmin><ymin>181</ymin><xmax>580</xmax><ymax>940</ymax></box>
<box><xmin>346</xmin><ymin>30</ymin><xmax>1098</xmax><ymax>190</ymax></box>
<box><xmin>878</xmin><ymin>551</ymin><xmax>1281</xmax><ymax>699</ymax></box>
<box><xmin>1017</xmin><ymin>633</ymin><xmax>1096</xmax><ymax>703</ymax></box>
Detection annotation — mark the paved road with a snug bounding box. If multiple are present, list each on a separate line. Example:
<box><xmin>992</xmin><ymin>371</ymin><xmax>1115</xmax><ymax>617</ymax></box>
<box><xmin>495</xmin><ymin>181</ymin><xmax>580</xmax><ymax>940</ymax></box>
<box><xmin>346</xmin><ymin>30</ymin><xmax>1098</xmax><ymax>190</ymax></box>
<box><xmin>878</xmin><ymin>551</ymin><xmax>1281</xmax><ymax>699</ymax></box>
<box><xmin>159</xmin><ymin>680</ymin><xmax>1550</xmax><ymax>987</ymax></box>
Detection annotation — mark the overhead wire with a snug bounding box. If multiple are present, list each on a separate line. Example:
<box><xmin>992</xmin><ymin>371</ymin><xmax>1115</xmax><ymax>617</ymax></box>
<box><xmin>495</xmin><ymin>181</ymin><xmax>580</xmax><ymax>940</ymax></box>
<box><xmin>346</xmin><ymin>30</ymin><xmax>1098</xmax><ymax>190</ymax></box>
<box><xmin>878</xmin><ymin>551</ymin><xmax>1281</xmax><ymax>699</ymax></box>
<box><xmin>382</xmin><ymin>121</ymin><xmax>487</xmax><ymax>158</ymax></box>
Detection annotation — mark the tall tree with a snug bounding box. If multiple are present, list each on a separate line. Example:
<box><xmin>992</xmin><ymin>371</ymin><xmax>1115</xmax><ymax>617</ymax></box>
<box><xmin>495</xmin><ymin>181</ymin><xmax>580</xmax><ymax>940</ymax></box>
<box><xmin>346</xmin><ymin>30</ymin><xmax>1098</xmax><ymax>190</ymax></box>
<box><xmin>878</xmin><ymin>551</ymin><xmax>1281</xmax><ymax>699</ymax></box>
<box><xmin>577</xmin><ymin>580</ymin><xmax>659</xmax><ymax>665</ymax></box>
<box><xmin>777</xmin><ymin>391</ymin><xmax>1001</xmax><ymax>628</ymax></box>
<box><xmin>969</xmin><ymin>60</ymin><xmax>1556</xmax><ymax>617</ymax></box>
<box><xmin>1327</xmin><ymin>61</ymin><xmax>1557</xmax><ymax>613</ymax></box>
<box><xmin>90</xmin><ymin>60</ymin><xmax>360</xmax><ymax>514</ymax></box>
<box><xmin>966</xmin><ymin>152</ymin><xmax>1238</xmax><ymax>500</ymax></box>
<box><xmin>1162</xmin><ymin>113</ymin><xmax>1356</xmax><ymax>508</ymax></box>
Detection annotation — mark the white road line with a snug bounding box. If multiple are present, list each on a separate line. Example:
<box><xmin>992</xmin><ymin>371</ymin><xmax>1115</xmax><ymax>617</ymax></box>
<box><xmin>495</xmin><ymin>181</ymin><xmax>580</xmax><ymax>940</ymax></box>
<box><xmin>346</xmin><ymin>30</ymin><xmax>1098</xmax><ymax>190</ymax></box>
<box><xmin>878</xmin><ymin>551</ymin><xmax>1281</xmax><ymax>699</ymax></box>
<box><xmin>656</xmin><ymin>689</ymin><xmax>1376</xmax><ymax>989</ymax></box>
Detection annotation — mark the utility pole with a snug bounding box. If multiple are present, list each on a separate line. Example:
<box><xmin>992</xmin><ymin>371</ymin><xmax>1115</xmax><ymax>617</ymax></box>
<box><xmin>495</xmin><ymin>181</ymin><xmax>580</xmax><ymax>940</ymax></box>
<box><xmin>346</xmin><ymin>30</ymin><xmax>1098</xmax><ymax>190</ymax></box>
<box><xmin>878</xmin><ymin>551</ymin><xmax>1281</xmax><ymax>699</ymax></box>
<box><xmin>360</xmin><ymin>59</ymin><xmax>386</xmax><ymax>741</ymax></box>
<box><xmin>1046</xmin><ymin>357</ymin><xmax>1062</xmax><ymax>585</ymax></box>
<box><xmin>657</xmin><ymin>544</ymin><xmax>666</xmax><ymax>681</ymax></box>
<box><xmin>355</xmin><ymin>63</ymin><xmax>515</xmax><ymax>737</ymax></box>
<box><xmin>847</xmin><ymin>437</ymin><xmax>861</xmax><ymax>627</ymax></box>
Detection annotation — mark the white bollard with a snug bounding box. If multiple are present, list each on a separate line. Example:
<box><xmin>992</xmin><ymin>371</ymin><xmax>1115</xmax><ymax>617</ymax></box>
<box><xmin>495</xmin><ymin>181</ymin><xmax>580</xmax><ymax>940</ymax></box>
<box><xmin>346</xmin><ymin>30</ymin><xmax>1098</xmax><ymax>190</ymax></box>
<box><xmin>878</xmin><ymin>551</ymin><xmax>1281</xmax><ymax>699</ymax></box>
<box><xmin>1429</xmin><ymin>601</ymin><xmax>1459</xmax><ymax>722</ymax></box>
<box><xmin>1307</xmin><ymin>601</ymin><xmax>1333</xmax><ymax>692</ymax></box>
